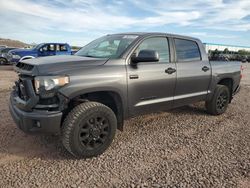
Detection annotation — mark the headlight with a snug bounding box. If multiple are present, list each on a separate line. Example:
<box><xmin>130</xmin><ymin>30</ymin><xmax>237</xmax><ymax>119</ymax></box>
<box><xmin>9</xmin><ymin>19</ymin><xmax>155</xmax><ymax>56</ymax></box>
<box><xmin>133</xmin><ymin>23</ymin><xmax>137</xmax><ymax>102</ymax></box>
<box><xmin>12</xmin><ymin>54</ymin><xmax>21</xmax><ymax>59</ymax></box>
<box><xmin>34</xmin><ymin>76</ymin><xmax>70</xmax><ymax>94</ymax></box>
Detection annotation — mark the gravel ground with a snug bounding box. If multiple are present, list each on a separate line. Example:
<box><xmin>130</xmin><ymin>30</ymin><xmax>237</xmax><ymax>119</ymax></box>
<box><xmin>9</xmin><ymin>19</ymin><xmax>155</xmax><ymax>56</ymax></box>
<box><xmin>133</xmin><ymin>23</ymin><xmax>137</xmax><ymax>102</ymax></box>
<box><xmin>0</xmin><ymin>64</ymin><xmax>249</xmax><ymax>188</ymax></box>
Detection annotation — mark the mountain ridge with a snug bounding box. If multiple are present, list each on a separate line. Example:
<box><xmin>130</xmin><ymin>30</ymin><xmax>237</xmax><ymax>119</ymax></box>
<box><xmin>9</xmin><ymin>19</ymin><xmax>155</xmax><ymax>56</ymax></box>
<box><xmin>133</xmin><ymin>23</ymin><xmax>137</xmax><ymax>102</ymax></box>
<box><xmin>0</xmin><ymin>37</ymin><xmax>29</xmax><ymax>48</ymax></box>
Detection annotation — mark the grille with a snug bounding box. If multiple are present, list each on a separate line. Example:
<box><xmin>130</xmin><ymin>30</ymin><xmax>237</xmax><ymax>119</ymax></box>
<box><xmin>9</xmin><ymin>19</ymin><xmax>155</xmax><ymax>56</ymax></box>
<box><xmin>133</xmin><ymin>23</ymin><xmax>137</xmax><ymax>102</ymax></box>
<box><xmin>18</xmin><ymin>80</ymin><xmax>28</xmax><ymax>100</ymax></box>
<box><xmin>15</xmin><ymin>76</ymin><xmax>34</xmax><ymax>101</ymax></box>
<box><xmin>16</xmin><ymin>62</ymin><xmax>34</xmax><ymax>71</ymax></box>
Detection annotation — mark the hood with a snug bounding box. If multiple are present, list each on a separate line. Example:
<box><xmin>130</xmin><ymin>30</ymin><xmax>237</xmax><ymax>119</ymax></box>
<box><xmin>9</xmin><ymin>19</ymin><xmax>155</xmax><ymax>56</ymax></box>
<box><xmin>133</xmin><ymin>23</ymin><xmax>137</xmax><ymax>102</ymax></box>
<box><xmin>10</xmin><ymin>48</ymin><xmax>35</xmax><ymax>56</ymax></box>
<box><xmin>18</xmin><ymin>55</ymin><xmax>108</xmax><ymax>75</ymax></box>
<box><xmin>9</xmin><ymin>49</ymin><xmax>34</xmax><ymax>54</ymax></box>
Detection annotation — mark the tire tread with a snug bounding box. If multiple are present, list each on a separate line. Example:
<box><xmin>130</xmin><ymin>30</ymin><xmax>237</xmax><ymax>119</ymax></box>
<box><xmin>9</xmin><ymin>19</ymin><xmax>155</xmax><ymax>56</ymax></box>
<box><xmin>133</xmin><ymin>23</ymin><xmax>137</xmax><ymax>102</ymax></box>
<box><xmin>62</xmin><ymin>102</ymin><xmax>116</xmax><ymax>157</ymax></box>
<box><xmin>206</xmin><ymin>84</ymin><xmax>230</xmax><ymax>115</ymax></box>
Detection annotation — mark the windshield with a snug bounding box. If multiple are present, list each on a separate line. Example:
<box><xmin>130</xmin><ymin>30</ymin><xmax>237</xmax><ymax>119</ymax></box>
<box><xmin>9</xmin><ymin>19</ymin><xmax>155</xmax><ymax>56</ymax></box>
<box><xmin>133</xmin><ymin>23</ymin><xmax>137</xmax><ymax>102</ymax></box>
<box><xmin>32</xmin><ymin>43</ymin><xmax>44</xmax><ymax>50</ymax></box>
<box><xmin>75</xmin><ymin>34</ymin><xmax>138</xmax><ymax>58</ymax></box>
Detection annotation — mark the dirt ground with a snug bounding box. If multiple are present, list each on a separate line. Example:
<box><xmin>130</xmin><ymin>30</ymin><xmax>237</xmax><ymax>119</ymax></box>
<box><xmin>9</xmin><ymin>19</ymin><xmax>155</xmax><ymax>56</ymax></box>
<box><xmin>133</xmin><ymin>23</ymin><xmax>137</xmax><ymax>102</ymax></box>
<box><xmin>0</xmin><ymin>64</ymin><xmax>249</xmax><ymax>187</ymax></box>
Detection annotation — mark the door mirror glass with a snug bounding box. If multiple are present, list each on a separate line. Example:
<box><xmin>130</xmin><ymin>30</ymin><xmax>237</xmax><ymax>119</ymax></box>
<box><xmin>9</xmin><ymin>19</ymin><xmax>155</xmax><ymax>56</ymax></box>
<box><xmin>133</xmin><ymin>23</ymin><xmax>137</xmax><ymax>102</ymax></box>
<box><xmin>131</xmin><ymin>49</ymin><xmax>159</xmax><ymax>64</ymax></box>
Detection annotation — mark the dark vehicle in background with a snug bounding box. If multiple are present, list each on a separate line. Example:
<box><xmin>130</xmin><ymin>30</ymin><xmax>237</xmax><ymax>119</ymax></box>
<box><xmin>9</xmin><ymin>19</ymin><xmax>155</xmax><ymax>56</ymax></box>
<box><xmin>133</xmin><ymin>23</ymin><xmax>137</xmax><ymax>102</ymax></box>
<box><xmin>71</xmin><ymin>49</ymin><xmax>79</xmax><ymax>55</ymax></box>
<box><xmin>0</xmin><ymin>45</ymin><xmax>7</xmax><ymax>50</ymax></box>
<box><xmin>9</xmin><ymin>33</ymin><xmax>241</xmax><ymax>158</ymax></box>
<box><xmin>7</xmin><ymin>43</ymin><xmax>71</xmax><ymax>64</ymax></box>
<box><xmin>209</xmin><ymin>50</ymin><xmax>249</xmax><ymax>63</ymax></box>
<box><xmin>0</xmin><ymin>47</ymin><xmax>17</xmax><ymax>65</ymax></box>
<box><xmin>241</xmin><ymin>55</ymin><xmax>248</xmax><ymax>63</ymax></box>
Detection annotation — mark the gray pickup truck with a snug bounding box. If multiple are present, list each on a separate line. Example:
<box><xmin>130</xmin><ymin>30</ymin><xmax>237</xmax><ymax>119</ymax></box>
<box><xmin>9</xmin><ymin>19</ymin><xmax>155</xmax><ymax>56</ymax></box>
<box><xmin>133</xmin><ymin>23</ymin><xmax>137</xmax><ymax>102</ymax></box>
<box><xmin>9</xmin><ymin>33</ymin><xmax>241</xmax><ymax>158</ymax></box>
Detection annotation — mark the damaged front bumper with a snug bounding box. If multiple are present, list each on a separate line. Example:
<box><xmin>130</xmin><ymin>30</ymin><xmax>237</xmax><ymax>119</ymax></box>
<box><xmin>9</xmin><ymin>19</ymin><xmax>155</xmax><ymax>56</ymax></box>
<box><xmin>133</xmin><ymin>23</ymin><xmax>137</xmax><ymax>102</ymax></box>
<box><xmin>9</xmin><ymin>77</ymin><xmax>64</xmax><ymax>134</ymax></box>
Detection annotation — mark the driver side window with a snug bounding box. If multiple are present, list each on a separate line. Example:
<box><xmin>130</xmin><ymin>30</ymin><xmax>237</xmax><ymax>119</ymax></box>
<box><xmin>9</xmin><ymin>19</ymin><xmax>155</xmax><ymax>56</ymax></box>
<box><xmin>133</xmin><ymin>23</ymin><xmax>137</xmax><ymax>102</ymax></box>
<box><xmin>40</xmin><ymin>44</ymin><xmax>55</xmax><ymax>52</ymax></box>
<box><xmin>40</xmin><ymin>45</ymin><xmax>48</xmax><ymax>52</ymax></box>
<box><xmin>136</xmin><ymin>37</ymin><xmax>170</xmax><ymax>63</ymax></box>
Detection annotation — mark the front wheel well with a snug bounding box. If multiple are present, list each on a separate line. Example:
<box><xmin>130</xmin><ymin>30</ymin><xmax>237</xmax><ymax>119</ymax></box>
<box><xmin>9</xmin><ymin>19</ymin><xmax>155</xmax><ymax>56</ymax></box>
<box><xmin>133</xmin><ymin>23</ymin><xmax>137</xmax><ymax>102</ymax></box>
<box><xmin>66</xmin><ymin>91</ymin><xmax>124</xmax><ymax>131</ymax></box>
<box><xmin>20</xmin><ymin>56</ymin><xmax>35</xmax><ymax>61</ymax></box>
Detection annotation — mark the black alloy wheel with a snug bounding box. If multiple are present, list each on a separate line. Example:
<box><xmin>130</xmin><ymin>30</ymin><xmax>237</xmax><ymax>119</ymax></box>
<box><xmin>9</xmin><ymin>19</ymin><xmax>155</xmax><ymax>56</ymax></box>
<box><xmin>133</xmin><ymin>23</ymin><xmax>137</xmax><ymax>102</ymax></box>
<box><xmin>79</xmin><ymin>115</ymin><xmax>110</xmax><ymax>150</ymax></box>
<box><xmin>216</xmin><ymin>91</ymin><xmax>229</xmax><ymax>111</ymax></box>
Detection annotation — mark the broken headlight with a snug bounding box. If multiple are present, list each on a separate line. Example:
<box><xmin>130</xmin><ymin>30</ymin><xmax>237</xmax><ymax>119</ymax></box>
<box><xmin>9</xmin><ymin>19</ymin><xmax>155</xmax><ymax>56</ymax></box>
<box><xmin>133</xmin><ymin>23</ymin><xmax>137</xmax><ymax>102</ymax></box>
<box><xmin>34</xmin><ymin>76</ymin><xmax>69</xmax><ymax>96</ymax></box>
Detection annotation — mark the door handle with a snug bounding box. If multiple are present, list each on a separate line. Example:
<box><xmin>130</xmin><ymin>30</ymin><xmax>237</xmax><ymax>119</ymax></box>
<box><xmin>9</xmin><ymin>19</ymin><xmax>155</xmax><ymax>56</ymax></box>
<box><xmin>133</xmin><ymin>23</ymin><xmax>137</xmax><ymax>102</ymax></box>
<box><xmin>165</xmin><ymin>67</ymin><xmax>176</xmax><ymax>74</ymax></box>
<box><xmin>202</xmin><ymin>66</ymin><xmax>210</xmax><ymax>72</ymax></box>
<box><xmin>129</xmin><ymin>74</ymin><xmax>139</xmax><ymax>79</ymax></box>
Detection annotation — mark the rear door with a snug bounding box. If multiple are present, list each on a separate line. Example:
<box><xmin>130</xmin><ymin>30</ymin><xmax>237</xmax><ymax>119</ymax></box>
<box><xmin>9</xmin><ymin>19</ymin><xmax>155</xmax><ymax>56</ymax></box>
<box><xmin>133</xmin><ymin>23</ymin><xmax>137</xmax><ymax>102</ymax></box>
<box><xmin>173</xmin><ymin>38</ymin><xmax>211</xmax><ymax>107</ymax></box>
<box><xmin>127</xmin><ymin>36</ymin><xmax>176</xmax><ymax>116</ymax></box>
<box><xmin>56</xmin><ymin>44</ymin><xmax>70</xmax><ymax>55</ymax></box>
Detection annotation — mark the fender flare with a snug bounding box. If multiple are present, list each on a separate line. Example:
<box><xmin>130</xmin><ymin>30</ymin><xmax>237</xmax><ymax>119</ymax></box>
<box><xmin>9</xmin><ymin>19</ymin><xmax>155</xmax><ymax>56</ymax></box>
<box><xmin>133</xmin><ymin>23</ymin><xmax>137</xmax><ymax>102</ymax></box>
<box><xmin>20</xmin><ymin>56</ymin><xmax>35</xmax><ymax>61</ymax></box>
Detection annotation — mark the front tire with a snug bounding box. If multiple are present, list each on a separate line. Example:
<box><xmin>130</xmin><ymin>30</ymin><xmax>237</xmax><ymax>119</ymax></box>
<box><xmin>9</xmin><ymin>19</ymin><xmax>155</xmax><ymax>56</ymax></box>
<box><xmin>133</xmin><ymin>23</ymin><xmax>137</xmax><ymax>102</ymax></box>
<box><xmin>0</xmin><ymin>58</ymin><xmax>7</xmax><ymax>65</ymax></box>
<box><xmin>62</xmin><ymin>102</ymin><xmax>117</xmax><ymax>158</ymax></box>
<box><xmin>206</xmin><ymin>85</ymin><xmax>230</xmax><ymax>115</ymax></box>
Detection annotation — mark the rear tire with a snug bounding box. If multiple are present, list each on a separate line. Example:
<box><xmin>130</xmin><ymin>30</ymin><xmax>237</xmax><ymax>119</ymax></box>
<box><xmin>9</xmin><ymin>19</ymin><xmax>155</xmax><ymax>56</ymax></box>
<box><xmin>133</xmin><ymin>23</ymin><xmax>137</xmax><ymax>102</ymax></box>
<box><xmin>62</xmin><ymin>102</ymin><xmax>117</xmax><ymax>158</ymax></box>
<box><xmin>206</xmin><ymin>85</ymin><xmax>230</xmax><ymax>115</ymax></box>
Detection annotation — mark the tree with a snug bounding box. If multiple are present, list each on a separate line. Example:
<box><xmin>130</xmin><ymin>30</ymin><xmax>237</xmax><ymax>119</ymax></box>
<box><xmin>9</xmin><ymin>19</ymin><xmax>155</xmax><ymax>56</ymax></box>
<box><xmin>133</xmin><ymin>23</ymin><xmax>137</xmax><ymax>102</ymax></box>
<box><xmin>223</xmin><ymin>48</ymin><xmax>229</xmax><ymax>54</ymax></box>
<box><xmin>238</xmin><ymin>50</ymin><xmax>250</xmax><ymax>56</ymax></box>
<box><xmin>214</xmin><ymin>49</ymin><xmax>219</xmax><ymax>54</ymax></box>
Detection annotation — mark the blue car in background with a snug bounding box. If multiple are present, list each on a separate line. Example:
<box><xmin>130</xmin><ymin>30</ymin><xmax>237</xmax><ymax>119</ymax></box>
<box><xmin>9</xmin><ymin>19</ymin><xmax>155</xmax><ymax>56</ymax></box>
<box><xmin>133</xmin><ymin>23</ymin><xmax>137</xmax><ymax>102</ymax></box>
<box><xmin>7</xmin><ymin>43</ymin><xmax>71</xmax><ymax>64</ymax></box>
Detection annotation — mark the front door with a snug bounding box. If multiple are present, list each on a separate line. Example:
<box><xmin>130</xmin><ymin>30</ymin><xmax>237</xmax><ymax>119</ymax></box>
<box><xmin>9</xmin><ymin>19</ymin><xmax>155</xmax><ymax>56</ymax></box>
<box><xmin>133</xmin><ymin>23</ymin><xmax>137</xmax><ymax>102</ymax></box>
<box><xmin>127</xmin><ymin>37</ymin><xmax>176</xmax><ymax>116</ymax></box>
<box><xmin>39</xmin><ymin>44</ymin><xmax>56</xmax><ymax>56</ymax></box>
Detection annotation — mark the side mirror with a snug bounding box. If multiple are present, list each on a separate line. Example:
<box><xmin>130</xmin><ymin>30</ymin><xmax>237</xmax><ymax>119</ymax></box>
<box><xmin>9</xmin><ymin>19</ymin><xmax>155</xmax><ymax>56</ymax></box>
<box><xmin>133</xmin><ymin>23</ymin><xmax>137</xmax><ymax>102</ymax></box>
<box><xmin>131</xmin><ymin>50</ymin><xmax>159</xmax><ymax>64</ymax></box>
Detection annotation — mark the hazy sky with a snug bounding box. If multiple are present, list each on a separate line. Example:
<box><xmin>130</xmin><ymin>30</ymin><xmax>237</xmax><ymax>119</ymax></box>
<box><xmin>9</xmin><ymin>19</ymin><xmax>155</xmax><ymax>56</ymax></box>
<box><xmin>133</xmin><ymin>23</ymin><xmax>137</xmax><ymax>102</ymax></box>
<box><xmin>0</xmin><ymin>0</ymin><xmax>250</xmax><ymax>47</ymax></box>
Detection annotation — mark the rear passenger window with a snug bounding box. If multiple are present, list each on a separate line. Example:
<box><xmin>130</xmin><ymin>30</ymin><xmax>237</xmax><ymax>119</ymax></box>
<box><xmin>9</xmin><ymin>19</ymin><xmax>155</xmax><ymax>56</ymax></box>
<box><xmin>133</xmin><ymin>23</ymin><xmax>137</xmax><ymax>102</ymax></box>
<box><xmin>136</xmin><ymin>37</ymin><xmax>170</xmax><ymax>63</ymax></box>
<box><xmin>60</xmin><ymin>45</ymin><xmax>67</xmax><ymax>51</ymax></box>
<box><xmin>174</xmin><ymin>39</ymin><xmax>201</xmax><ymax>62</ymax></box>
<box><xmin>56</xmin><ymin>44</ymin><xmax>68</xmax><ymax>51</ymax></box>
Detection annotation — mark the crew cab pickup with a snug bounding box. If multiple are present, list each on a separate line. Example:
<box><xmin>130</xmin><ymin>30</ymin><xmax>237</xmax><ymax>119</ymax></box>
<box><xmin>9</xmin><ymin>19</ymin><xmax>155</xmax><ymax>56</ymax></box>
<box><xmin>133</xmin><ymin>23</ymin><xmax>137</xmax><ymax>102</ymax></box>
<box><xmin>9</xmin><ymin>33</ymin><xmax>241</xmax><ymax>158</ymax></box>
<box><xmin>7</xmin><ymin>43</ymin><xmax>71</xmax><ymax>64</ymax></box>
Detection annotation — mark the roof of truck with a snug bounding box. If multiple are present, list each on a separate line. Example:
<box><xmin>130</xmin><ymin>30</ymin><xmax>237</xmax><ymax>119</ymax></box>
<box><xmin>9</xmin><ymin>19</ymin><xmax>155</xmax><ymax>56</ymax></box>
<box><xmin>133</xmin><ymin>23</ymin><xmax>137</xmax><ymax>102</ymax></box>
<box><xmin>110</xmin><ymin>32</ymin><xmax>200</xmax><ymax>41</ymax></box>
<box><xmin>39</xmin><ymin>43</ymin><xmax>69</xmax><ymax>45</ymax></box>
